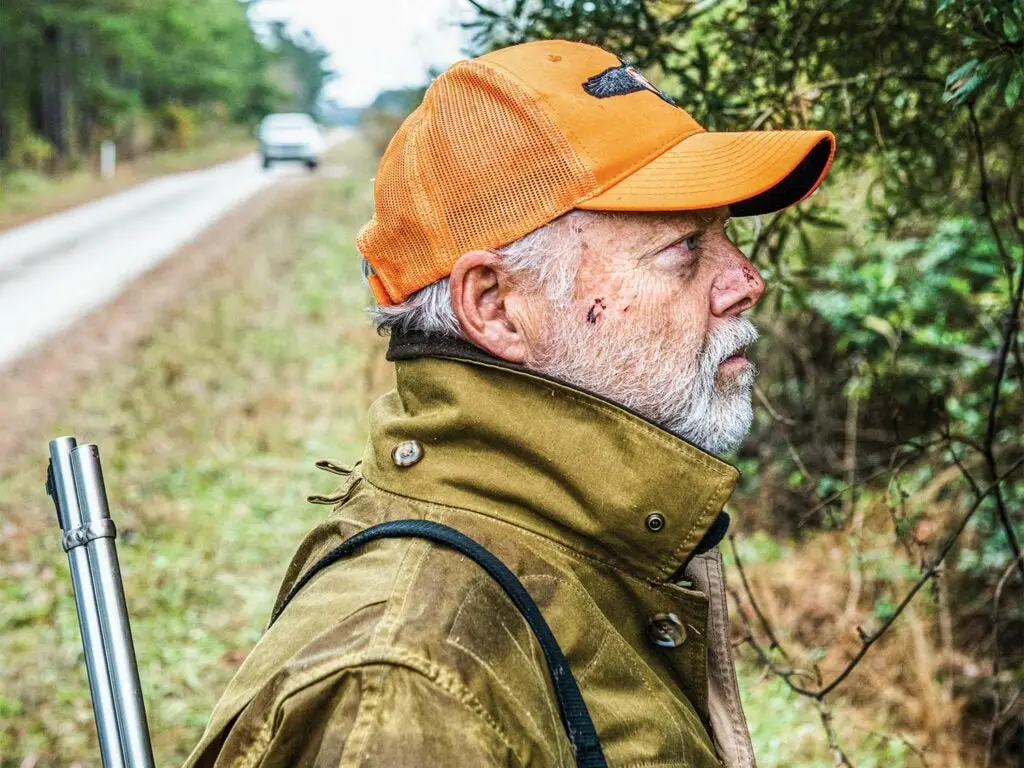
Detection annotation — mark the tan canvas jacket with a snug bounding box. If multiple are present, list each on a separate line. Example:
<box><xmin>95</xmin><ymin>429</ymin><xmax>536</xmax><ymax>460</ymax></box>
<box><xmin>186</xmin><ymin>337</ymin><xmax>756</xmax><ymax>768</ymax></box>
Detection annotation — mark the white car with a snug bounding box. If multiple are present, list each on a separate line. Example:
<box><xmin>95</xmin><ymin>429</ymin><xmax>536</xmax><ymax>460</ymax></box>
<box><xmin>257</xmin><ymin>113</ymin><xmax>325</xmax><ymax>170</ymax></box>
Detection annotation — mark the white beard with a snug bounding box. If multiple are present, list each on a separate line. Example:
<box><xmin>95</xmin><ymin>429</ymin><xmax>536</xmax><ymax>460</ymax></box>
<box><xmin>527</xmin><ymin>311</ymin><xmax>759</xmax><ymax>455</ymax></box>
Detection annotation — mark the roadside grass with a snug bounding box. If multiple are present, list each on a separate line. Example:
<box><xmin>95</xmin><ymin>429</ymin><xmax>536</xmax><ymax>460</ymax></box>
<box><xmin>0</xmin><ymin>126</ymin><xmax>255</xmax><ymax>231</ymax></box>
<box><xmin>0</xmin><ymin>136</ymin><xmax>388</xmax><ymax>765</ymax></box>
<box><xmin>0</xmin><ymin>134</ymin><xmax>907</xmax><ymax>766</ymax></box>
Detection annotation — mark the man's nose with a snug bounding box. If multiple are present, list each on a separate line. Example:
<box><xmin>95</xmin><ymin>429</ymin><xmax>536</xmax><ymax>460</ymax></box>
<box><xmin>710</xmin><ymin>252</ymin><xmax>765</xmax><ymax>317</ymax></box>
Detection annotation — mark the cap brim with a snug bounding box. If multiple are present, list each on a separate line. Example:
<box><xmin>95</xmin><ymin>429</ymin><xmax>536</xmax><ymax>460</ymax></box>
<box><xmin>577</xmin><ymin>129</ymin><xmax>835</xmax><ymax>216</ymax></box>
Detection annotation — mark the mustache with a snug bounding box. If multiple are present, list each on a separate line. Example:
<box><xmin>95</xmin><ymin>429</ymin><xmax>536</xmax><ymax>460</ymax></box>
<box><xmin>701</xmin><ymin>317</ymin><xmax>760</xmax><ymax>367</ymax></box>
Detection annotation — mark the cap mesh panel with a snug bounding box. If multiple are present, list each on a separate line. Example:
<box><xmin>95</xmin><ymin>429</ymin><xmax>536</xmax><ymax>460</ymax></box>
<box><xmin>357</xmin><ymin>60</ymin><xmax>595</xmax><ymax>304</ymax></box>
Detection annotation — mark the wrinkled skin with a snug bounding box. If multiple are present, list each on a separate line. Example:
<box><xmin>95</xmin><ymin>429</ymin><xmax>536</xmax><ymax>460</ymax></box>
<box><xmin>450</xmin><ymin>207</ymin><xmax>766</xmax><ymax>452</ymax></box>
<box><xmin>525</xmin><ymin>208</ymin><xmax>762</xmax><ymax>375</ymax></box>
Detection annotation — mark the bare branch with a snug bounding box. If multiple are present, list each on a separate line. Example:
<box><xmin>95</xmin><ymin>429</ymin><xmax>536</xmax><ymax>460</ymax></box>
<box><xmin>798</xmin><ymin>466</ymin><xmax>893</xmax><ymax>527</ymax></box>
<box><xmin>818</xmin><ymin>698</ymin><xmax>856</xmax><ymax>768</ymax></box>
<box><xmin>738</xmin><ymin>458</ymin><xmax>1024</xmax><ymax>702</ymax></box>
<box><xmin>818</xmin><ymin>457</ymin><xmax>1024</xmax><ymax>698</ymax></box>
<box><xmin>967</xmin><ymin>102</ymin><xmax>1024</xmax><ymax>583</ymax></box>
<box><xmin>728</xmin><ymin>535</ymin><xmax>793</xmax><ymax>662</ymax></box>
<box><xmin>729</xmin><ymin>587</ymin><xmax>821</xmax><ymax>695</ymax></box>
<box><xmin>848</xmin><ymin>724</ymin><xmax>933</xmax><ymax>768</ymax></box>
<box><xmin>942</xmin><ymin>432</ymin><xmax>983</xmax><ymax>499</ymax></box>
<box><xmin>968</xmin><ymin>104</ymin><xmax>1015</xmax><ymax>296</ymax></box>
<box><xmin>752</xmin><ymin>383</ymin><xmax>816</xmax><ymax>484</ymax></box>
<box><xmin>753</xmin><ymin>383</ymin><xmax>799</xmax><ymax>426</ymax></box>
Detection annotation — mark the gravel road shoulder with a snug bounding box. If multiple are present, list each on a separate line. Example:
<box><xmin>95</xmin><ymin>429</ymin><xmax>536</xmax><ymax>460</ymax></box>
<box><xmin>0</xmin><ymin>178</ymin><xmax>310</xmax><ymax>472</ymax></box>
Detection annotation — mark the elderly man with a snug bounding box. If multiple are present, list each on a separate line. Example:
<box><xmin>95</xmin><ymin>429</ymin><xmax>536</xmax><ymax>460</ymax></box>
<box><xmin>187</xmin><ymin>40</ymin><xmax>833</xmax><ymax>767</ymax></box>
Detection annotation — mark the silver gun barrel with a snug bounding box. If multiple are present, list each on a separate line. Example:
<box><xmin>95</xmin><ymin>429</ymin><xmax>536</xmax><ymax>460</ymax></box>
<box><xmin>70</xmin><ymin>444</ymin><xmax>155</xmax><ymax>768</ymax></box>
<box><xmin>48</xmin><ymin>437</ymin><xmax>155</xmax><ymax>767</ymax></box>
<box><xmin>49</xmin><ymin>437</ymin><xmax>126</xmax><ymax>767</ymax></box>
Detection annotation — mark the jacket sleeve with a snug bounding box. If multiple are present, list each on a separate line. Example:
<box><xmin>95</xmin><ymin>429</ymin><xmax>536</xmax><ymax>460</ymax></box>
<box><xmin>242</xmin><ymin>663</ymin><xmax>524</xmax><ymax>768</ymax></box>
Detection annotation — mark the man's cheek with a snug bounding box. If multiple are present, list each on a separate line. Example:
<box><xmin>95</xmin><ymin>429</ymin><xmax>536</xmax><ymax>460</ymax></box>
<box><xmin>622</xmin><ymin>278</ymin><xmax>693</xmax><ymax>326</ymax></box>
<box><xmin>515</xmin><ymin>295</ymin><xmax>558</xmax><ymax>348</ymax></box>
<box><xmin>572</xmin><ymin>274</ymin><xmax>630</xmax><ymax>325</ymax></box>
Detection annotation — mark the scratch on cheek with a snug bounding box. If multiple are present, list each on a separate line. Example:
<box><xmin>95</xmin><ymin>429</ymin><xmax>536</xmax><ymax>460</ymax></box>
<box><xmin>586</xmin><ymin>298</ymin><xmax>607</xmax><ymax>324</ymax></box>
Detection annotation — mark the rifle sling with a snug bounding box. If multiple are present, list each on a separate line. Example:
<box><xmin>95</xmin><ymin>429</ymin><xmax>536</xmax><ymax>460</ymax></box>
<box><xmin>271</xmin><ymin>519</ymin><xmax>607</xmax><ymax>768</ymax></box>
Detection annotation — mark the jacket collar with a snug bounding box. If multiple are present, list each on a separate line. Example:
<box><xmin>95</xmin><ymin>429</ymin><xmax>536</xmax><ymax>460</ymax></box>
<box><xmin>360</xmin><ymin>331</ymin><xmax>739</xmax><ymax>583</ymax></box>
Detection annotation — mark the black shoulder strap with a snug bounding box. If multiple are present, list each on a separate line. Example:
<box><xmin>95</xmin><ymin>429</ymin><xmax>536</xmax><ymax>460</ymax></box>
<box><xmin>271</xmin><ymin>519</ymin><xmax>607</xmax><ymax>768</ymax></box>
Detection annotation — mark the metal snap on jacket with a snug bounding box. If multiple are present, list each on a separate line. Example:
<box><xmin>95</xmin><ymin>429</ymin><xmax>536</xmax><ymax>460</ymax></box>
<box><xmin>645</xmin><ymin>512</ymin><xmax>666</xmax><ymax>532</ymax></box>
<box><xmin>647</xmin><ymin>612</ymin><xmax>686</xmax><ymax>648</ymax></box>
<box><xmin>391</xmin><ymin>440</ymin><xmax>424</xmax><ymax>467</ymax></box>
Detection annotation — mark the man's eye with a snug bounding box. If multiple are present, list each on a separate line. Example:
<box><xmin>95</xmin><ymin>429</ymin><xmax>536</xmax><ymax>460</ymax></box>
<box><xmin>647</xmin><ymin>234</ymin><xmax>701</xmax><ymax>269</ymax></box>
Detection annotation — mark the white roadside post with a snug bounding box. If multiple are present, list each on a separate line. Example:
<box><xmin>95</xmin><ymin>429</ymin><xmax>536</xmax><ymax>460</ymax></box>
<box><xmin>100</xmin><ymin>140</ymin><xmax>117</xmax><ymax>180</ymax></box>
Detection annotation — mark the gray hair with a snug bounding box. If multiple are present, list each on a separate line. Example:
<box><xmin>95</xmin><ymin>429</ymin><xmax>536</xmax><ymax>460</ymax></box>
<box><xmin>364</xmin><ymin>211</ymin><xmax>591</xmax><ymax>336</ymax></box>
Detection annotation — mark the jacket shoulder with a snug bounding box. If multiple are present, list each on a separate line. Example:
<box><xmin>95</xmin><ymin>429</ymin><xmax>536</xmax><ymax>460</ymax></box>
<box><xmin>202</xmin><ymin>656</ymin><xmax>529</xmax><ymax>767</ymax></box>
<box><xmin>190</xmin><ymin>481</ymin><xmax>570</xmax><ymax>766</ymax></box>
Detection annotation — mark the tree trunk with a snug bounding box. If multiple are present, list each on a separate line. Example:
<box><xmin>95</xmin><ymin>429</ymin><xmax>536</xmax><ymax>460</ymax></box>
<box><xmin>39</xmin><ymin>23</ymin><xmax>69</xmax><ymax>163</ymax></box>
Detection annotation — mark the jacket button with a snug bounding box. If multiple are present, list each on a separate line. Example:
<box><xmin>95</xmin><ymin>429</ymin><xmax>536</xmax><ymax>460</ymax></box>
<box><xmin>647</xmin><ymin>612</ymin><xmax>686</xmax><ymax>648</ymax></box>
<box><xmin>391</xmin><ymin>440</ymin><xmax>424</xmax><ymax>467</ymax></box>
<box><xmin>645</xmin><ymin>512</ymin><xmax>666</xmax><ymax>532</ymax></box>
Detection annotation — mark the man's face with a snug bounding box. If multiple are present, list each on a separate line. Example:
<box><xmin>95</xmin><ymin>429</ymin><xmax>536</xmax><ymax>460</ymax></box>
<box><xmin>518</xmin><ymin>207</ymin><xmax>765</xmax><ymax>454</ymax></box>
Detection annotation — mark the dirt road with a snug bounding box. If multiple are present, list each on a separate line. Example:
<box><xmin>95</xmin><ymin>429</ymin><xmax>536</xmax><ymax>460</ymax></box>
<box><xmin>0</xmin><ymin>131</ymin><xmax>351</xmax><ymax>369</ymax></box>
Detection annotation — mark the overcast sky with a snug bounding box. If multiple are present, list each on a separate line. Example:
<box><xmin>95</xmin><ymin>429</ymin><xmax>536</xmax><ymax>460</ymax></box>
<box><xmin>250</xmin><ymin>0</ymin><xmax>475</xmax><ymax>107</ymax></box>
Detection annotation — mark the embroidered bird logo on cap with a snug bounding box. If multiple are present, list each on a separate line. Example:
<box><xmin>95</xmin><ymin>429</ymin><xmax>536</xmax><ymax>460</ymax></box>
<box><xmin>582</xmin><ymin>59</ymin><xmax>677</xmax><ymax>106</ymax></box>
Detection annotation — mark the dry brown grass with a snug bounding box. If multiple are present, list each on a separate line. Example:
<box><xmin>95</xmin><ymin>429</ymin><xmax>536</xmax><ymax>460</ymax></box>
<box><xmin>729</xmin><ymin>485</ymin><xmax>985</xmax><ymax>766</ymax></box>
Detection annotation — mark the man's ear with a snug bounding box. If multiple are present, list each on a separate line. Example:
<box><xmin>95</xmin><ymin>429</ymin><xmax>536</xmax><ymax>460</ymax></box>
<box><xmin>450</xmin><ymin>250</ymin><xmax>529</xmax><ymax>363</ymax></box>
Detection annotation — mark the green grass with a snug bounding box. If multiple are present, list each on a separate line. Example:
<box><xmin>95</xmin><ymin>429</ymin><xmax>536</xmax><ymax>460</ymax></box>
<box><xmin>0</xmin><ymin>135</ymin><xmax>911</xmax><ymax>766</ymax></box>
<box><xmin>737</xmin><ymin>661</ymin><xmax>915</xmax><ymax>767</ymax></box>
<box><xmin>0</xmin><ymin>137</ymin><xmax>387</xmax><ymax>765</ymax></box>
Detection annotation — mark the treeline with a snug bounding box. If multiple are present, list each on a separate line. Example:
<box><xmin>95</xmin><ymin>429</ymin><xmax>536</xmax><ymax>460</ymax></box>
<box><xmin>0</xmin><ymin>0</ymin><xmax>332</xmax><ymax>172</ymax></box>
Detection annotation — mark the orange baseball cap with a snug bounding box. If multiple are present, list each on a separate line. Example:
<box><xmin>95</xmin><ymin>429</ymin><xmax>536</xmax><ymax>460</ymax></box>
<box><xmin>359</xmin><ymin>39</ymin><xmax>835</xmax><ymax>306</ymax></box>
